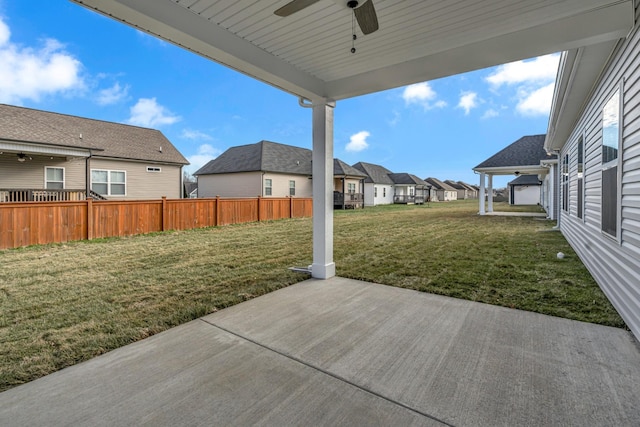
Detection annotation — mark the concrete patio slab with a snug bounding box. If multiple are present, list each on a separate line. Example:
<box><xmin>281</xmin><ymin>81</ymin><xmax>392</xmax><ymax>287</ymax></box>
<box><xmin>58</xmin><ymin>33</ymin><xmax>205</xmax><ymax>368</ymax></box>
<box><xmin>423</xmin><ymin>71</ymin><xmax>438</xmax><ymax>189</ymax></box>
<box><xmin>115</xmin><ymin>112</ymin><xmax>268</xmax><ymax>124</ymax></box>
<box><xmin>1</xmin><ymin>277</ymin><xmax>639</xmax><ymax>426</ymax></box>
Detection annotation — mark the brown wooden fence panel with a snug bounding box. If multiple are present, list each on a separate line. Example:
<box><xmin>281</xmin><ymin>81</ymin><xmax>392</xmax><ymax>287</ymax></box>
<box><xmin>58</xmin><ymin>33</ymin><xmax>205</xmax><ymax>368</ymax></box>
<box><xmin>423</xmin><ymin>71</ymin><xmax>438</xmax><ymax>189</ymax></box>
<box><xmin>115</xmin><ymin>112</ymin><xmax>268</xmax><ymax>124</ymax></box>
<box><xmin>91</xmin><ymin>200</ymin><xmax>163</xmax><ymax>239</ymax></box>
<box><xmin>164</xmin><ymin>198</ymin><xmax>217</xmax><ymax>230</ymax></box>
<box><xmin>292</xmin><ymin>198</ymin><xmax>313</xmax><ymax>218</ymax></box>
<box><xmin>1</xmin><ymin>197</ymin><xmax>312</xmax><ymax>250</ymax></box>
<box><xmin>0</xmin><ymin>202</ymin><xmax>87</xmax><ymax>250</ymax></box>
<box><xmin>218</xmin><ymin>198</ymin><xmax>258</xmax><ymax>226</ymax></box>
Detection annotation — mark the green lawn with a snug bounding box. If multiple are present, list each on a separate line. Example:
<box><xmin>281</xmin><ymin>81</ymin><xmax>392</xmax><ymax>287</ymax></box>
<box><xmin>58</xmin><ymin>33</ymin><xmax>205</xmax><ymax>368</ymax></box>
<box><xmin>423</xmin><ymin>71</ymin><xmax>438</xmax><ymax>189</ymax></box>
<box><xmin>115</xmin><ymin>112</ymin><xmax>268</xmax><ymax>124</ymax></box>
<box><xmin>0</xmin><ymin>200</ymin><xmax>624</xmax><ymax>391</ymax></box>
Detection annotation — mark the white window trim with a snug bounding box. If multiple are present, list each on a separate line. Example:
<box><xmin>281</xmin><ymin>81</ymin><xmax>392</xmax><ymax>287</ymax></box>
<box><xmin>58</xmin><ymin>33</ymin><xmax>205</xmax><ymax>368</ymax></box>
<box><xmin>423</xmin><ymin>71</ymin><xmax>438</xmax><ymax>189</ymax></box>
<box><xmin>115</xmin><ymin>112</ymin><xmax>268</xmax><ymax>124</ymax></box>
<box><xmin>600</xmin><ymin>84</ymin><xmax>623</xmax><ymax>242</ymax></box>
<box><xmin>91</xmin><ymin>169</ymin><xmax>127</xmax><ymax>197</ymax></box>
<box><xmin>44</xmin><ymin>166</ymin><xmax>65</xmax><ymax>190</ymax></box>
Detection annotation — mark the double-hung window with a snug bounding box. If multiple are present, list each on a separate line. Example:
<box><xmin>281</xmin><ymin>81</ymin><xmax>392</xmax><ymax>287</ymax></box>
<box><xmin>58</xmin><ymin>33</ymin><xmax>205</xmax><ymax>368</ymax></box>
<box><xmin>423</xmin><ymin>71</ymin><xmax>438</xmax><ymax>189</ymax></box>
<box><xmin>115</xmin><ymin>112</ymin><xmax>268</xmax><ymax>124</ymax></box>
<box><xmin>577</xmin><ymin>137</ymin><xmax>584</xmax><ymax>219</ymax></box>
<box><xmin>91</xmin><ymin>170</ymin><xmax>126</xmax><ymax>196</ymax></box>
<box><xmin>265</xmin><ymin>179</ymin><xmax>272</xmax><ymax>196</ymax></box>
<box><xmin>45</xmin><ymin>167</ymin><xmax>64</xmax><ymax>190</ymax></box>
<box><xmin>601</xmin><ymin>87</ymin><xmax>620</xmax><ymax>237</ymax></box>
<box><xmin>289</xmin><ymin>180</ymin><xmax>296</xmax><ymax>196</ymax></box>
<box><xmin>347</xmin><ymin>183</ymin><xmax>356</xmax><ymax>194</ymax></box>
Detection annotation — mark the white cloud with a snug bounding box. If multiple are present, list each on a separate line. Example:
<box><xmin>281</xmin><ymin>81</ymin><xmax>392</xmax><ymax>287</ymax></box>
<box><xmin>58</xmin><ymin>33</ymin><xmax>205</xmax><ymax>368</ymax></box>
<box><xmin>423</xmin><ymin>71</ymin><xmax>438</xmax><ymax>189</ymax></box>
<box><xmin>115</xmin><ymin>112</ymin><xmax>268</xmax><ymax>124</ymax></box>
<box><xmin>486</xmin><ymin>54</ymin><xmax>560</xmax><ymax>87</ymax></box>
<box><xmin>186</xmin><ymin>144</ymin><xmax>221</xmax><ymax>173</ymax></box>
<box><xmin>346</xmin><ymin>131</ymin><xmax>370</xmax><ymax>153</ymax></box>
<box><xmin>126</xmin><ymin>98</ymin><xmax>181</xmax><ymax>127</ymax></box>
<box><xmin>457</xmin><ymin>91</ymin><xmax>478</xmax><ymax>115</ymax></box>
<box><xmin>181</xmin><ymin>129</ymin><xmax>213</xmax><ymax>140</ymax></box>
<box><xmin>516</xmin><ymin>82</ymin><xmax>555</xmax><ymax>116</ymax></box>
<box><xmin>97</xmin><ymin>82</ymin><xmax>129</xmax><ymax>105</ymax></box>
<box><xmin>486</xmin><ymin>54</ymin><xmax>560</xmax><ymax>117</ymax></box>
<box><xmin>402</xmin><ymin>82</ymin><xmax>447</xmax><ymax>110</ymax></box>
<box><xmin>0</xmin><ymin>17</ymin><xmax>84</xmax><ymax>104</ymax></box>
<box><xmin>388</xmin><ymin>110</ymin><xmax>401</xmax><ymax>126</ymax></box>
<box><xmin>481</xmin><ymin>109</ymin><xmax>499</xmax><ymax>119</ymax></box>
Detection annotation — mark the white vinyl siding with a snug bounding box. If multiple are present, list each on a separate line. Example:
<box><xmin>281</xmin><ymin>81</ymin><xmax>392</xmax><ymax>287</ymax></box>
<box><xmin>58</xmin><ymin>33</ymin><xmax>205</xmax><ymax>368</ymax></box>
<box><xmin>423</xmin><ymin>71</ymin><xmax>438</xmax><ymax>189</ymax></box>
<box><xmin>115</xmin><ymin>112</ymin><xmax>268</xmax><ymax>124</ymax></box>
<box><xmin>558</xmin><ymin>15</ymin><xmax>640</xmax><ymax>339</ymax></box>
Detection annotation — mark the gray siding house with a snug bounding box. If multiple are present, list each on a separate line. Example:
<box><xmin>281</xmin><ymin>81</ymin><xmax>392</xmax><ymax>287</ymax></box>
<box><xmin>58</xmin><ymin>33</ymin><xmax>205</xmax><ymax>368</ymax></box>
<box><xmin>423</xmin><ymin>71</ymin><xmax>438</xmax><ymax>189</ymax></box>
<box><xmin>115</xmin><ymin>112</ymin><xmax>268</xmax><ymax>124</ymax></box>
<box><xmin>0</xmin><ymin>104</ymin><xmax>188</xmax><ymax>201</ymax></box>
<box><xmin>545</xmin><ymin>4</ymin><xmax>640</xmax><ymax>340</ymax></box>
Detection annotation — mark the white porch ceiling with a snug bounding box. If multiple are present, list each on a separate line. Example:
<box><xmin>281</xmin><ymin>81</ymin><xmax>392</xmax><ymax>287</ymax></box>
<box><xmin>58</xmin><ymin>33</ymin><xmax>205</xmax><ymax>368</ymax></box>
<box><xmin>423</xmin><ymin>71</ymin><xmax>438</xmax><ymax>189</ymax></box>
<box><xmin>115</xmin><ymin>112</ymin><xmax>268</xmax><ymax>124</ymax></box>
<box><xmin>71</xmin><ymin>0</ymin><xmax>633</xmax><ymax>101</ymax></box>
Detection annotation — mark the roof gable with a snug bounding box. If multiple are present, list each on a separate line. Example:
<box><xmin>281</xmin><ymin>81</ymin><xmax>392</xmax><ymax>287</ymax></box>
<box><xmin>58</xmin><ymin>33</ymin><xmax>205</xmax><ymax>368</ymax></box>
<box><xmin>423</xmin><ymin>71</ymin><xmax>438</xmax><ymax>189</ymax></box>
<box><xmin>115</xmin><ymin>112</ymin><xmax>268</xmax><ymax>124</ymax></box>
<box><xmin>474</xmin><ymin>134</ymin><xmax>556</xmax><ymax>170</ymax></box>
<box><xmin>425</xmin><ymin>177</ymin><xmax>457</xmax><ymax>191</ymax></box>
<box><xmin>0</xmin><ymin>104</ymin><xmax>188</xmax><ymax>164</ymax></box>
<box><xmin>352</xmin><ymin>162</ymin><xmax>394</xmax><ymax>184</ymax></box>
<box><xmin>334</xmin><ymin>159</ymin><xmax>366</xmax><ymax>178</ymax></box>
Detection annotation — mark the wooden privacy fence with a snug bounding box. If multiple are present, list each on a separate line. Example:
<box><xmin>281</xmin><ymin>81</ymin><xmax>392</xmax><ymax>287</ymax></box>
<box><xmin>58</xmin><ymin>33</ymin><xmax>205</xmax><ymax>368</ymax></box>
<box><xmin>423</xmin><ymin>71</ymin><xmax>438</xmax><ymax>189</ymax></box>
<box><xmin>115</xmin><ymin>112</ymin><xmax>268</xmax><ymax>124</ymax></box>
<box><xmin>0</xmin><ymin>196</ymin><xmax>313</xmax><ymax>250</ymax></box>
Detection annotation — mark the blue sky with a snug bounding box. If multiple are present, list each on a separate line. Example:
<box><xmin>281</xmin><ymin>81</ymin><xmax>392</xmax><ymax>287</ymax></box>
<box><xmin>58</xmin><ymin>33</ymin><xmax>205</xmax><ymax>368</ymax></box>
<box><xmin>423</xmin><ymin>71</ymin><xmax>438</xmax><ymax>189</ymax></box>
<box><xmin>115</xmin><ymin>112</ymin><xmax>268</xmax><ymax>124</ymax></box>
<box><xmin>0</xmin><ymin>1</ymin><xmax>559</xmax><ymax>188</ymax></box>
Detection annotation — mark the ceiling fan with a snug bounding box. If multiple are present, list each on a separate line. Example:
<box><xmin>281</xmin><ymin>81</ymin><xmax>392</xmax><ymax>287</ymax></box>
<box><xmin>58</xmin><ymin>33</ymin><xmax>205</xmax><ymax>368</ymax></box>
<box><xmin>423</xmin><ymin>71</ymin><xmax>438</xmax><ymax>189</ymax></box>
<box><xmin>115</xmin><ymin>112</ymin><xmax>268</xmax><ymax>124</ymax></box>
<box><xmin>274</xmin><ymin>0</ymin><xmax>379</xmax><ymax>35</ymax></box>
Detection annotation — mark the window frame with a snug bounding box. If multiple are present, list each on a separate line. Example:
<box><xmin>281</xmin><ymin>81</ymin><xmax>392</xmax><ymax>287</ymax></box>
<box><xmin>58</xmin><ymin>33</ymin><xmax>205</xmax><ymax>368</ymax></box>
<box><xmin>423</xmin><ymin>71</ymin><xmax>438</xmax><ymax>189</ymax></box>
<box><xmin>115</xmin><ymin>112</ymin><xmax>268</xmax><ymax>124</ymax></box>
<box><xmin>576</xmin><ymin>135</ymin><xmax>584</xmax><ymax>220</ymax></box>
<box><xmin>264</xmin><ymin>178</ymin><xmax>272</xmax><ymax>196</ymax></box>
<box><xmin>600</xmin><ymin>85</ymin><xmax>622</xmax><ymax>240</ymax></box>
<box><xmin>562</xmin><ymin>153</ymin><xmax>569</xmax><ymax>212</ymax></box>
<box><xmin>44</xmin><ymin>166</ymin><xmax>65</xmax><ymax>190</ymax></box>
<box><xmin>91</xmin><ymin>169</ymin><xmax>127</xmax><ymax>197</ymax></box>
<box><xmin>289</xmin><ymin>180</ymin><xmax>296</xmax><ymax>196</ymax></box>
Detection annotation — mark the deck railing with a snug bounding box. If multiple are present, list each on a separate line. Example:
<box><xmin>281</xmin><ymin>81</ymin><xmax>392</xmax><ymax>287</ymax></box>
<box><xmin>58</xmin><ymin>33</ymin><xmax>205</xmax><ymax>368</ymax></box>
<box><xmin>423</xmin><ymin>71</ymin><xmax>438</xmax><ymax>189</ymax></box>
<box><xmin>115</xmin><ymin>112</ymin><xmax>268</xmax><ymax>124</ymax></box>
<box><xmin>0</xmin><ymin>189</ymin><xmax>88</xmax><ymax>202</ymax></box>
<box><xmin>393</xmin><ymin>195</ymin><xmax>427</xmax><ymax>204</ymax></box>
<box><xmin>334</xmin><ymin>192</ymin><xmax>364</xmax><ymax>209</ymax></box>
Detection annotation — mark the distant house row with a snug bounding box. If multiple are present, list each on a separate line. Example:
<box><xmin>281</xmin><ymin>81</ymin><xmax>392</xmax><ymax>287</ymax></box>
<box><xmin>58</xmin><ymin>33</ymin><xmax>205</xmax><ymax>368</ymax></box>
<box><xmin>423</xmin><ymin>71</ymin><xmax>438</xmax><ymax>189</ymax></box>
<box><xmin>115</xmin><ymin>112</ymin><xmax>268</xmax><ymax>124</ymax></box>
<box><xmin>193</xmin><ymin>140</ymin><xmax>480</xmax><ymax>208</ymax></box>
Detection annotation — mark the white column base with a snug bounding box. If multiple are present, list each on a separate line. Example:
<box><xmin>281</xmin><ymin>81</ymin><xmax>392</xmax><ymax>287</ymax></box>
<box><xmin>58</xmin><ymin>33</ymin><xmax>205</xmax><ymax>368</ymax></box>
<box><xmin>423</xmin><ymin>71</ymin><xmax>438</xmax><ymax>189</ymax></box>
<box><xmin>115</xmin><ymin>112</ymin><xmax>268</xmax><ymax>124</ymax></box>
<box><xmin>312</xmin><ymin>262</ymin><xmax>336</xmax><ymax>280</ymax></box>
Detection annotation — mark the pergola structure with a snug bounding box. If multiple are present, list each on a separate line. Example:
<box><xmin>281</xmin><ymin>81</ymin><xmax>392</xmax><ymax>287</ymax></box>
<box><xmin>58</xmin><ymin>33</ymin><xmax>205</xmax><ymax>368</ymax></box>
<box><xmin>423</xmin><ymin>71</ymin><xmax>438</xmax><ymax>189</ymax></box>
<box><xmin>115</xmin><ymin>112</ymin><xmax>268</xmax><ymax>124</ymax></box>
<box><xmin>70</xmin><ymin>0</ymin><xmax>633</xmax><ymax>279</ymax></box>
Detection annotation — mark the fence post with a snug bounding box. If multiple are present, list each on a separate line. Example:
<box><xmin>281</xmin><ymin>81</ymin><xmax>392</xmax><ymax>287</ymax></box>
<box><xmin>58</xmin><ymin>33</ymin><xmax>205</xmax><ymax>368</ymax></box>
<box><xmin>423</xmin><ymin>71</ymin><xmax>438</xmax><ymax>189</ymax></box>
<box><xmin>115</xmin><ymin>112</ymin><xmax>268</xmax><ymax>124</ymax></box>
<box><xmin>215</xmin><ymin>195</ymin><xmax>220</xmax><ymax>226</ymax></box>
<box><xmin>290</xmin><ymin>196</ymin><xmax>294</xmax><ymax>218</ymax></box>
<box><xmin>257</xmin><ymin>196</ymin><xmax>262</xmax><ymax>221</ymax></box>
<box><xmin>86</xmin><ymin>197</ymin><xmax>93</xmax><ymax>241</ymax></box>
<box><xmin>162</xmin><ymin>196</ymin><xmax>168</xmax><ymax>231</ymax></box>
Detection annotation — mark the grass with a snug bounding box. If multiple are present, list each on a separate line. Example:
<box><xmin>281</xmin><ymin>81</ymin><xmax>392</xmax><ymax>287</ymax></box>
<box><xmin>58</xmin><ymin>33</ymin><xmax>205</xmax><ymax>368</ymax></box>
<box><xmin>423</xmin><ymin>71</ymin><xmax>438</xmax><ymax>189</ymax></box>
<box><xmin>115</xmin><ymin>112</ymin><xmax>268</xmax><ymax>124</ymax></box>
<box><xmin>0</xmin><ymin>200</ymin><xmax>624</xmax><ymax>391</ymax></box>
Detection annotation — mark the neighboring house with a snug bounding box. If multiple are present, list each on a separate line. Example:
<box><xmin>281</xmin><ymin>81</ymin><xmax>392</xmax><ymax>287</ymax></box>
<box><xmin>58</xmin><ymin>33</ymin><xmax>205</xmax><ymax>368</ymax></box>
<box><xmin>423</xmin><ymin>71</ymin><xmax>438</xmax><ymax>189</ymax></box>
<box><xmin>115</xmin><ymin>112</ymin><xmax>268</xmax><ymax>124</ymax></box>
<box><xmin>0</xmin><ymin>104</ymin><xmax>188</xmax><ymax>201</ymax></box>
<box><xmin>458</xmin><ymin>181</ymin><xmax>479</xmax><ymax>199</ymax></box>
<box><xmin>444</xmin><ymin>180</ymin><xmax>469</xmax><ymax>200</ymax></box>
<box><xmin>195</xmin><ymin>140</ymin><xmax>312</xmax><ymax>198</ymax></box>
<box><xmin>388</xmin><ymin>173</ymin><xmax>430</xmax><ymax>204</ymax></box>
<box><xmin>508</xmin><ymin>175</ymin><xmax>541</xmax><ymax>205</ymax></box>
<box><xmin>333</xmin><ymin>159</ymin><xmax>366</xmax><ymax>209</ymax></box>
<box><xmin>473</xmin><ymin>135</ymin><xmax>557</xmax><ymax>217</ymax></box>
<box><xmin>352</xmin><ymin>162</ymin><xmax>395</xmax><ymax>207</ymax></box>
<box><xmin>424</xmin><ymin>178</ymin><xmax>457</xmax><ymax>201</ymax></box>
<box><xmin>544</xmin><ymin>10</ymin><xmax>640</xmax><ymax>340</ymax></box>
<box><xmin>184</xmin><ymin>181</ymin><xmax>198</xmax><ymax>199</ymax></box>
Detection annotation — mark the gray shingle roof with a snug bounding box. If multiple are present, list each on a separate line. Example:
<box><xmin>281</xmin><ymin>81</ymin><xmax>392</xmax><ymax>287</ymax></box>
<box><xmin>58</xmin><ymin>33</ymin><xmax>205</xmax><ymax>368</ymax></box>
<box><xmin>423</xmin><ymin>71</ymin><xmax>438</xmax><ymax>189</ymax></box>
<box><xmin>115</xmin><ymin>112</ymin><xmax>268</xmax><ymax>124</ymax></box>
<box><xmin>424</xmin><ymin>177</ymin><xmax>457</xmax><ymax>191</ymax></box>
<box><xmin>474</xmin><ymin>134</ymin><xmax>556</xmax><ymax>169</ymax></box>
<box><xmin>195</xmin><ymin>140</ymin><xmax>312</xmax><ymax>176</ymax></box>
<box><xmin>0</xmin><ymin>104</ymin><xmax>188</xmax><ymax>165</ymax></box>
<box><xmin>444</xmin><ymin>180</ymin><xmax>465</xmax><ymax>190</ymax></box>
<box><xmin>351</xmin><ymin>162</ymin><xmax>395</xmax><ymax>184</ymax></box>
<box><xmin>334</xmin><ymin>159</ymin><xmax>367</xmax><ymax>178</ymax></box>
<box><xmin>508</xmin><ymin>174</ymin><xmax>541</xmax><ymax>186</ymax></box>
<box><xmin>388</xmin><ymin>173</ymin><xmax>429</xmax><ymax>187</ymax></box>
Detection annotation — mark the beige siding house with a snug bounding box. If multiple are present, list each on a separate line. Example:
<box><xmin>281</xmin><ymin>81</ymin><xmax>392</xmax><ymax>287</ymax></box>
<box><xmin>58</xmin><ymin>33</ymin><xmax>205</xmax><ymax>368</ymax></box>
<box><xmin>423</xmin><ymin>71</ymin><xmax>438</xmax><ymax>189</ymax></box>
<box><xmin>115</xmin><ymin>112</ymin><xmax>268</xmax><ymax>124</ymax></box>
<box><xmin>0</xmin><ymin>104</ymin><xmax>188</xmax><ymax>201</ymax></box>
<box><xmin>195</xmin><ymin>141</ymin><xmax>360</xmax><ymax>206</ymax></box>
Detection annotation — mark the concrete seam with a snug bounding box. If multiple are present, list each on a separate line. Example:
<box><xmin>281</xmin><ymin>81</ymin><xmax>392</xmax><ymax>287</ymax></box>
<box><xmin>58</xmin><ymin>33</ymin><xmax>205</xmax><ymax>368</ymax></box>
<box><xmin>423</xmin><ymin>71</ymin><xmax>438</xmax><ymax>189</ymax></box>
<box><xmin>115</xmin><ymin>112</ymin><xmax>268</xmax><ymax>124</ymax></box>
<box><xmin>200</xmin><ymin>318</ymin><xmax>454</xmax><ymax>427</ymax></box>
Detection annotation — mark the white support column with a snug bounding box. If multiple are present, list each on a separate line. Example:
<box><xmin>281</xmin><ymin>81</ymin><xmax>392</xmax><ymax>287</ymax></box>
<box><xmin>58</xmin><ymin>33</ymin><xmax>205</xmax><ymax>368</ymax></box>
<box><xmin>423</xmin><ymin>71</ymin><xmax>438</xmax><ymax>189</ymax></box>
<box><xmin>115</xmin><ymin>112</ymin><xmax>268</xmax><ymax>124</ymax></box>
<box><xmin>479</xmin><ymin>172</ymin><xmax>486</xmax><ymax>215</ymax></box>
<box><xmin>487</xmin><ymin>174</ymin><xmax>494</xmax><ymax>213</ymax></box>
<box><xmin>311</xmin><ymin>101</ymin><xmax>336</xmax><ymax>279</ymax></box>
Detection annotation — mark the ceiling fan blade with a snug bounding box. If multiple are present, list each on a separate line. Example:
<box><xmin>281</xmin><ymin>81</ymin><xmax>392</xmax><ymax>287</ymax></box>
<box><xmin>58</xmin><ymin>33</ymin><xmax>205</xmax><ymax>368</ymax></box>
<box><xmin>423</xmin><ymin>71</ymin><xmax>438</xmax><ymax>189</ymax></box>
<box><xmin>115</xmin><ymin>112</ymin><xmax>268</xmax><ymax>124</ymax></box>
<box><xmin>274</xmin><ymin>0</ymin><xmax>322</xmax><ymax>17</ymax></box>
<box><xmin>354</xmin><ymin>0</ymin><xmax>379</xmax><ymax>35</ymax></box>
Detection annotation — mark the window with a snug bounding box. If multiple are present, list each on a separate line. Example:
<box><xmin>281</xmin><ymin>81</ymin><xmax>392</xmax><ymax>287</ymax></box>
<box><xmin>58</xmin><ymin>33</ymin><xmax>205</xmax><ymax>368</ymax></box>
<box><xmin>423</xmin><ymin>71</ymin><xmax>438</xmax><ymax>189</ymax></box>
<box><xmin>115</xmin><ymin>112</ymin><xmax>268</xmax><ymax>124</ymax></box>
<box><xmin>374</xmin><ymin>187</ymin><xmax>378</xmax><ymax>197</ymax></box>
<box><xmin>383</xmin><ymin>188</ymin><xmax>386</xmax><ymax>197</ymax></box>
<box><xmin>409</xmin><ymin>187</ymin><xmax>415</xmax><ymax>196</ymax></box>
<box><xmin>347</xmin><ymin>183</ymin><xmax>356</xmax><ymax>194</ymax></box>
<box><xmin>265</xmin><ymin>179</ymin><xmax>272</xmax><ymax>196</ymax></box>
<box><xmin>602</xmin><ymin>87</ymin><xmax>620</xmax><ymax>237</ymax></box>
<box><xmin>146</xmin><ymin>166</ymin><xmax>161</xmax><ymax>173</ymax></box>
<box><xmin>45</xmin><ymin>167</ymin><xmax>64</xmax><ymax>190</ymax></box>
<box><xmin>562</xmin><ymin>154</ymin><xmax>569</xmax><ymax>212</ymax></box>
<box><xmin>577</xmin><ymin>137</ymin><xmax>584</xmax><ymax>219</ymax></box>
<box><xmin>289</xmin><ymin>180</ymin><xmax>296</xmax><ymax>196</ymax></box>
<box><xmin>91</xmin><ymin>170</ymin><xmax>126</xmax><ymax>196</ymax></box>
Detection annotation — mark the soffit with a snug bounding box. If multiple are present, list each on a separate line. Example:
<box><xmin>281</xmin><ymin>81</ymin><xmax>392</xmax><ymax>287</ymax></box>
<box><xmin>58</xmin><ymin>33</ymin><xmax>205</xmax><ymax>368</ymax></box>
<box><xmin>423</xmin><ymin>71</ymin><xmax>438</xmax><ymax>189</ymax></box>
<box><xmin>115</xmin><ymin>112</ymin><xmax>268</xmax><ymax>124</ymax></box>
<box><xmin>71</xmin><ymin>0</ymin><xmax>633</xmax><ymax>101</ymax></box>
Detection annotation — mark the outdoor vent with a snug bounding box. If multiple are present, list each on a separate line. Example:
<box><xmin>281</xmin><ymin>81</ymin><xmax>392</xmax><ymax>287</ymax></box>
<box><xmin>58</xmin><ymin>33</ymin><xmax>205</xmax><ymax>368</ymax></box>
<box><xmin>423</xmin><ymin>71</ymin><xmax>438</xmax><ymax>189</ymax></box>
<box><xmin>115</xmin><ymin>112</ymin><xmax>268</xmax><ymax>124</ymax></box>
<box><xmin>146</xmin><ymin>167</ymin><xmax>161</xmax><ymax>173</ymax></box>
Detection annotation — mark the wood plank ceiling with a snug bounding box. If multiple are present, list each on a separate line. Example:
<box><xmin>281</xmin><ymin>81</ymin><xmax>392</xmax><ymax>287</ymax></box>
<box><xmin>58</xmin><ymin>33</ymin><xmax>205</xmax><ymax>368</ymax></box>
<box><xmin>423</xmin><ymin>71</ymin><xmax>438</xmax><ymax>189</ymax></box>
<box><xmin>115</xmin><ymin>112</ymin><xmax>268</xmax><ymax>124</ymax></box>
<box><xmin>71</xmin><ymin>0</ymin><xmax>633</xmax><ymax>100</ymax></box>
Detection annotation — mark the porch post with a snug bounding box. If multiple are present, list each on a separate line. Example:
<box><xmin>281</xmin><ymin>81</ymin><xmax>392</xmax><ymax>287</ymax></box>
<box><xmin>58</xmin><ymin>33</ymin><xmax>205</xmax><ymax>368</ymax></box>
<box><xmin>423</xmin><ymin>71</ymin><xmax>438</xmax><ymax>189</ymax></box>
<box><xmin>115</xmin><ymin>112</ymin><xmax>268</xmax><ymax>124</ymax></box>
<box><xmin>479</xmin><ymin>172</ymin><xmax>486</xmax><ymax>215</ymax></box>
<box><xmin>487</xmin><ymin>174</ymin><xmax>494</xmax><ymax>213</ymax></box>
<box><xmin>311</xmin><ymin>101</ymin><xmax>336</xmax><ymax>279</ymax></box>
